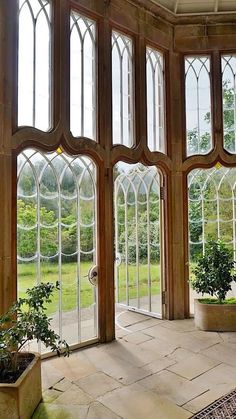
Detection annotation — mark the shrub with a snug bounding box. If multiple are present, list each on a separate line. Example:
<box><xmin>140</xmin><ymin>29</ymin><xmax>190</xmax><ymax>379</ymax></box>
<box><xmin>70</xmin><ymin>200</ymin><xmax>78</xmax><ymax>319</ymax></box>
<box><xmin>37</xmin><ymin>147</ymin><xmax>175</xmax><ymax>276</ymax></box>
<box><xmin>191</xmin><ymin>240</ymin><xmax>236</xmax><ymax>303</ymax></box>
<box><xmin>0</xmin><ymin>282</ymin><xmax>69</xmax><ymax>382</ymax></box>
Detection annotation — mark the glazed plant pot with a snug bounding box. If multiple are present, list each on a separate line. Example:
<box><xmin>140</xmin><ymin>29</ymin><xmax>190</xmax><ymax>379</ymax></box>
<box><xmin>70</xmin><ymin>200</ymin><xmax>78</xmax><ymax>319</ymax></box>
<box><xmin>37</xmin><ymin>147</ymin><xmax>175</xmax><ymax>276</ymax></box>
<box><xmin>0</xmin><ymin>353</ymin><xmax>42</xmax><ymax>419</ymax></box>
<box><xmin>194</xmin><ymin>299</ymin><xmax>236</xmax><ymax>332</ymax></box>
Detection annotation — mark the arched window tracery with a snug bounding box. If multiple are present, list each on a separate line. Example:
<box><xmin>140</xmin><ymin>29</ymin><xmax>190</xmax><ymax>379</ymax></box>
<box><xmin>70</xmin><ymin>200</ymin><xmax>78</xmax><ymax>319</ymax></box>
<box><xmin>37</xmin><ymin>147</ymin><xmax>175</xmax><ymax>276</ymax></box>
<box><xmin>222</xmin><ymin>55</ymin><xmax>236</xmax><ymax>154</ymax></box>
<box><xmin>185</xmin><ymin>56</ymin><xmax>212</xmax><ymax>156</ymax></box>
<box><xmin>18</xmin><ymin>0</ymin><xmax>51</xmax><ymax>130</ymax></box>
<box><xmin>17</xmin><ymin>149</ymin><xmax>97</xmax><ymax>350</ymax></box>
<box><xmin>114</xmin><ymin>163</ymin><xmax>162</xmax><ymax>316</ymax></box>
<box><xmin>112</xmin><ymin>31</ymin><xmax>134</xmax><ymax>147</ymax></box>
<box><xmin>146</xmin><ymin>47</ymin><xmax>165</xmax><ymax>152</ymax></box>
<box><xmin>70</xmin><ymin>11</ymin><xmax>96</xmax><ymax>139</ymax></box>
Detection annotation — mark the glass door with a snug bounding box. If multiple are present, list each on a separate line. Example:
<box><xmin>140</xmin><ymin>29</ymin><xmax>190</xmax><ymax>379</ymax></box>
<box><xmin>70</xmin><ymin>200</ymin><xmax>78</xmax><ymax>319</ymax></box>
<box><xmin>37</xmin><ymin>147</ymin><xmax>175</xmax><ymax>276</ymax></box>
<box><xmin>114</xmin><ymin>162</ymin><xmax>163</xmax><ymax>318</ymax></box>
<box><xmin>17</xmin><ymin>149</ymin><xmax>98</xmax><ymax>352</ymax></box>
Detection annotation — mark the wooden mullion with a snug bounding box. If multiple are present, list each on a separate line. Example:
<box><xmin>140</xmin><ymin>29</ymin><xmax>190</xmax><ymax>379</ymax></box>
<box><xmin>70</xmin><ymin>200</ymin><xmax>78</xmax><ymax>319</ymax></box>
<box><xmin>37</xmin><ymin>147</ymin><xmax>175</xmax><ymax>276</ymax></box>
<box><xmin>134</xmin><ymin>30</ymin><xmax>147</xmax><ymax>149</ymax></box>
<box><xmin>60</xmin><ymin>0</ymin><xmax>70</xmax><ymax>144</ymax></box>
<box><xmin>212</xmin><ymin>51</ymin><xmax>223</xmax><ymax>155</ymax></box>
<box><xmin>52</xmin><ymin>0</ymin><xmax>62</xmax><ymax>132</ymax></box>
<box><xmin>98</xmin><ymin>17</ymin><xmax>112</xmax><ymax>149</ymax></box>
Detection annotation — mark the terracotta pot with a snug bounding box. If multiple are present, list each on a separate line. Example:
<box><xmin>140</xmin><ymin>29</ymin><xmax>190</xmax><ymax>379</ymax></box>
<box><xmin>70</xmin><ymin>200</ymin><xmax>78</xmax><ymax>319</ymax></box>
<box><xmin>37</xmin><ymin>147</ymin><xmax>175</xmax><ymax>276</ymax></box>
<box><xmin>0</xmin><ymin>353</ymin><xmax>42</xmax><ymax>419</ymax></box>
<box><xmin>194</xmin><ymin>299</ymin><xmax>236</xmax><ymax>332</ymax></box>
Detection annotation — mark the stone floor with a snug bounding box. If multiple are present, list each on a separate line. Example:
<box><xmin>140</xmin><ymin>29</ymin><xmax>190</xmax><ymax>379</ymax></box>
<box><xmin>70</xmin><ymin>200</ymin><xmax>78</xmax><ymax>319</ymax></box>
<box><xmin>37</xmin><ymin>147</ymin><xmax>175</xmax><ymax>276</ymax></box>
<box><xmin>33</xmin><ymin>311</ymin><xmax>236</xmax><ymax>418</ymax></box>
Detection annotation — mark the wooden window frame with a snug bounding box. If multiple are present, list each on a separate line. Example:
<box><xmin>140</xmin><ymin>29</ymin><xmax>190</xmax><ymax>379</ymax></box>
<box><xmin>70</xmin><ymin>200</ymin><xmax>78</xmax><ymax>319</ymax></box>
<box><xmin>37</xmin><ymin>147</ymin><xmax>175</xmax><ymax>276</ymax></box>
<box><xmin>1</xmin><ymin>0</ymin><xmax>236</xmax><ymax>342</ymax></box>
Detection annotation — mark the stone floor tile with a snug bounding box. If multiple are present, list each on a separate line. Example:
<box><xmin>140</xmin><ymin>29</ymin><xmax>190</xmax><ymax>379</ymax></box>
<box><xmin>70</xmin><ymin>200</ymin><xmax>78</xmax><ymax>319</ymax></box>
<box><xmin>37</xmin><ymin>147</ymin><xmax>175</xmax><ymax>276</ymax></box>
<box><xmin>115</xmin><ymin>311</ymin><xmax>152</xmax><ymax>327</ymax></box>
<box><xmin>160</xmin><ymin>319</ymin><xmax>196</xmax><ymax>332</ymax></box>
<box><xmin>39</xmin><ymin>312</ymin><xmax>236</xmax><ymax>419</ymax></box>
<box><xmin>142</xmin><ymin>324</ymin><xmax>222</xmax><ymax>353</ymax></box>
<box><xmin>201</xmin><ymin>342</ymin><xmax>236</xmax><ymax>366</ymax></box>
<box><xmin>144</xmin><ymin>356</ymin><xmax>176</xmax><ymax>374</ymax></box>
<box><xmin>219</xmin><ymin>332</ymin><xmax>236</xmax><ymax>343</ymax></box>
<box><xmin>86</xmin><ymin>402</ymin><xmax>122</xmax><ymax>419</ymax></box>
<box><xmin>48</xmin><ymin>351</ymin><xmax>97</xmax><ymax>381</ymax></box>
<box><xmin>83</xmin><ymin>347</ymin><xmax>151</xmax><ymax>385</ymax></box>
<box><xmin>98</xmin><ymin>383</ymin><xmax>192</xmax><ymax>419</ymax></box>
<box><xmin>180</xmin><ymin>336</ymin><xmax>220</xmax><ymax>353</ymax></box>
<box><xmin>80</xmin><ymin>345</ymin><xmax>110</xmax><ymax>368</ymax></box>
<box><xmin>53</xmin><ymin>377</ymin><xmax>72</xmax><ymax>392</ymax></box>
<box><xmin>122</xmin><ymin>331</ymin><xmax>154</xmax><ymax>345</ymax></box>
<box><xmin>142</xmin><ymin>324</ymin><xmax>182</xmax><ymax>340</ymax></box>
<box><xmin>115</xmin><ymin>328</ymin><xmax>130</xmax><ymax>338</ymax></box>
<box><xmin>138</xmin><ymin>370</ymin><xmax>208</xmax><ymax>406</ymax></box>
<box><xmin>32</xmin><ymin>403</ymin><xmax>88</xmax><ymax>419</ymax></box>
<box><xmin>74</xmin><ymin>372</ymin><xmax>121</xmax><ymax>398</ymax></box>
<box><xmin>126</xmin><ymin>318</ymin><xmax>164</xmax><ymax>332</ymax></box>
<box><xmin>101</xmin><ymin>339</ymin><xmax>158</xmax><ymax>367</ymax></box>
<box><xmin>42</xmin><ymin>389</ymin><xmax>62</xmax><ymax>404</ymax></box>
<box><xmin>173</xmin><ymin>334</ymin><xmax>221</xmax><ymax>353</ymax></box>
<box><xmin>167</xmin><ymin>347</ymin><xmax>196</xmax><ymax>362</ymax></box>
<box><xmin>41</xmin><ymin>362</ymin><xmax>64</xmax><ymax>390</ymax></box>
<box><xmin>139</xmin><ymin>337</ymin><xmax>179</xmax><ymax>357</ymax></box>
<box><xmin>104</xmin><ymin>357</ymin><xmax>151</xmax><ymax>385</ymax></box>
<box><xmin>188</xmin><ymin>330</ymin><xmax>223</xmax><ymax>345</ymax></box>
<box><xmin>167</xmin><ymin>353</ymin><xmax>220</xmax><ymax>379</ymax></box>
<box><xmin>182</xmin><ymin>383</ymin><xmax>236</xmax><ymax>414</ymax></box>
<box><xmin>191</xmin><ymin>363</ymin><xmax>236</xmax><ymax>389</ymax></box>
<box><xmin>55</xmin><ymin>384</ymin><xmax>92</xmax><ymax>405</ymax></box>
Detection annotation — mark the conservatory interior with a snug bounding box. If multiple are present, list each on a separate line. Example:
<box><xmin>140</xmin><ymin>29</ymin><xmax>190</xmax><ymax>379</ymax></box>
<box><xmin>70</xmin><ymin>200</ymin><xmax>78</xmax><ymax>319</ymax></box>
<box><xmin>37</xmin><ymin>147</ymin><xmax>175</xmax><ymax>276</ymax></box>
<box><xmin>0</xmin><ymin>0</ymin><xmax>236</xmax><ymax>417</ymax></box>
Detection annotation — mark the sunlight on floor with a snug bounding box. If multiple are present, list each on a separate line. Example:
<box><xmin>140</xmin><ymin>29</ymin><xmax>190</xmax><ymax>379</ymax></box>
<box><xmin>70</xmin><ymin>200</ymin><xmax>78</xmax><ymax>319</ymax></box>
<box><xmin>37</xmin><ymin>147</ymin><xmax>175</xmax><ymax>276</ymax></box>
<box><xmin>33</xmin><ymin>311</ymin><xmax>236</xmax><ymax>418</ymax></box>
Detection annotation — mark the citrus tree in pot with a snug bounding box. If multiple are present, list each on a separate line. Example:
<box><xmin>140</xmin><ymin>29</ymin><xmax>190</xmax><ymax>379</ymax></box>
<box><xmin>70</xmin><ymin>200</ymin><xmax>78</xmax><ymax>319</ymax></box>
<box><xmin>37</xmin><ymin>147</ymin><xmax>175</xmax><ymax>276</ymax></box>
<box><xmin>191</xmin><ymin>240</ymin><xmax>236</xmax><ymax>331</ymax></box>
<box><xmin>0</xmin><ymin>282</ymin><xmax>69</xmax><ymax>419</ymax></box>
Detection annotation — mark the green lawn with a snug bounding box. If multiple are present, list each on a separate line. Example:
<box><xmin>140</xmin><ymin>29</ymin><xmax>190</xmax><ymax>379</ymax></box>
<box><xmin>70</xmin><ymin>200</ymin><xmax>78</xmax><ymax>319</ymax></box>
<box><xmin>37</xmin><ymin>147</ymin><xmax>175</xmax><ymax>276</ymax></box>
<box><xmin>18</xmin><ymin>262</ymin><xmax>161</xmax><ymax>314</ymax></box>
<box><xmin>116</xmin><ymin>263</ymin><xmax>160</xmax><ymax>302</ymax></box>
<box><xmin>18</xmin><ymin>261</ymin><xmax>94</xmax><ymax>315</ymax></box>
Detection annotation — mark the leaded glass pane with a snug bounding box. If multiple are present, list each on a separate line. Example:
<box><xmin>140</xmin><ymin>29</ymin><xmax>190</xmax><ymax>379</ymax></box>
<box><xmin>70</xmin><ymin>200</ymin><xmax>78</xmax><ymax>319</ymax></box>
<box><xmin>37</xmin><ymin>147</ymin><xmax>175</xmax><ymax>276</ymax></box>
<box><xmin>112</xmin><ymin>32</ymin><xmax>134</xmax><ymax>147</ymax></box>
<box><xmin>146</xmin><ymin>47</ymin><xmax>165</xmax><ymax>152</ymax></box>
<box><xmin>185</xmin><ymin>56</ymin><xmax>212</xmax><ymax>156</ymax></box>
<box><xmin>222</xmin><ymin>55</ymin><xmax>236</xmax><ymax>153</ymax></box>
<box><xmin>70</xmin><ymin>12</ymin><xmax>96</xmax><ymax>140</ymax></box>
<box><xmin>17</xmin><ymin>150</ymin><xmax>98</xmax><ymax>351</ymax></box>
<box><xmin>114</xmin><ymin>163</ymin><xmax>161</xmax><ymax>316</ymax></box>
<box><xmin>18</xmin><ymin>0</ymin><xmax>51</xmax><ymax>130</ymax></box>
<box><xmin>188</xmin><ymin>167</ymin><xmax>236</xmax><ymax>260</ymax></box>
<box><xmin>188</xmin><ymin>166</ymin><xmax>236</xmax><ymax>313</ymax></box>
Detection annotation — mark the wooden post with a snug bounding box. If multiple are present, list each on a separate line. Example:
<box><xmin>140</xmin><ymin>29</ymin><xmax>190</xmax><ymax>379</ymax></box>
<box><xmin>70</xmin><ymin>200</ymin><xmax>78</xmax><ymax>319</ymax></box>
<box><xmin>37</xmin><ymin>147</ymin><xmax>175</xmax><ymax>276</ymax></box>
<box><xmin>97</xmin><ymin>13</ymin><xmax>115</xmax><ymax>341</ymax></box>
<box><xmin>0</xmin><ymin>1</ymin><xmax>17</xmax><ymax>314</ymax></box>
<box><xmin>168</xmin><ymin>49</ymin><xmax>187</xmax><ymax>318</ymax></box>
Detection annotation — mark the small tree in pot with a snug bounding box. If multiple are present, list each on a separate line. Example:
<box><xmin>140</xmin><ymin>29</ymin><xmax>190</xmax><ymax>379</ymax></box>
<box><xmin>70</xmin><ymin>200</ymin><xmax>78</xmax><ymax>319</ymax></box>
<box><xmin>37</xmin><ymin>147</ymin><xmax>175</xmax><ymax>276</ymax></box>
<box><xmin>191</xmin><ymin>240</ymin><xmax>236</xmax><ymax>331</ymax></box>
<box><xmin>0</xmin><ymin>281</ymin><xmax>69</xmax><ymax>418</ymax></box>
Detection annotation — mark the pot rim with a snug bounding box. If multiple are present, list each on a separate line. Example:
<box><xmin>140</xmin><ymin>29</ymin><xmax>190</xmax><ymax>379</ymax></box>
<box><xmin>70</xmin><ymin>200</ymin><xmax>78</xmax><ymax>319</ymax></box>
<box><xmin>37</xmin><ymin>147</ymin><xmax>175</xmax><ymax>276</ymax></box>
<box><xmin>0</xmin><ymin>352</ymin><xmax>40</xmax><ymax>388</ymax></box>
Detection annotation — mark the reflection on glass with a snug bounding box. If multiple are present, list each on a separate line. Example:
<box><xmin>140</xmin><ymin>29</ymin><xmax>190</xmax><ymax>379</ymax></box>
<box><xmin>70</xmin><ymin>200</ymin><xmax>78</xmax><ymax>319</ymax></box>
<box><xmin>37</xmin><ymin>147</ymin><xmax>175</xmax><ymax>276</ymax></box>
<box><xmin>70</xmin><ymin>12</ymin><xmax>96</xmax><ymax>139</ymax></box>
<box><xmin>222</xmin><ymin>55</ymin><xmax>236</xmax><ymax>154</ymax></box>
<box><xmin>185</xmin><ymin>56</ymin><xmax>212</xmax><ymax>156</ymax></box>
<box><xmin>18</xmin><ymin>0</ymin><xmax>51</xmax><ymax>130</ymax></box>
<box><xmin>146</xmin><ymin>47</ymin><xmax>165</xmax><ymax>152</ymax></box>
<box><xmin>112</xmin><ymin>32</ymin><xmax>134</xmax><ymax>147</ymax></box>
<box><xmin>114</xmin><ymin>162</ymin><xmax>161</xmax><ymax>316</ymax></box>
<box><xmin>17</xmin><ymin>150</ymin><xmax>97</xmax><ymax>351</ymax></box>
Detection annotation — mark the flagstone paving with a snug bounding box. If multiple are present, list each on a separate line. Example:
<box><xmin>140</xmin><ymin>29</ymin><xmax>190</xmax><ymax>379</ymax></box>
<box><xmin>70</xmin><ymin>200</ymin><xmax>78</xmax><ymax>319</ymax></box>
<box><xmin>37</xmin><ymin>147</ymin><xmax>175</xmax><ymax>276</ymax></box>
<box><xmin>33</xmin><ymin>311</ymin><xmax>236</xmax><ymax>418</ymax></box>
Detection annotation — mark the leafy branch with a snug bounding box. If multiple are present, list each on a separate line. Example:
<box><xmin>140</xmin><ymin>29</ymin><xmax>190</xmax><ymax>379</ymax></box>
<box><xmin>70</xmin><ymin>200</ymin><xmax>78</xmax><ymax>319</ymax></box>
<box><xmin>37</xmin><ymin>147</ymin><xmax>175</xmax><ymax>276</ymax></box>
<box><xmin>0</xmin><ymin>282</ymin><xmax>69</xmax><ymax>375</ymax></box>
<box><xmin>191</xmin><ymin>240</ymin><xmax>236</xmax><ymax>303</ymax></box>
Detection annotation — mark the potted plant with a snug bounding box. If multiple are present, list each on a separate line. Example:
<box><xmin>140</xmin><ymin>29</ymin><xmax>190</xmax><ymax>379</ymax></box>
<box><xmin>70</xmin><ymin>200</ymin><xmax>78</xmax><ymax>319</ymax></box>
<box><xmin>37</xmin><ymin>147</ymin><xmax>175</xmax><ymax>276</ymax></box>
<box><xmin>191</xmin><ymin>240</ymin><xmax>236</xmax><ymax>331</ymax></box>
<box><xmin>0</xmin><ymin>281</ymin><xmax>69</xmax><ymax>419</ymax></box>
